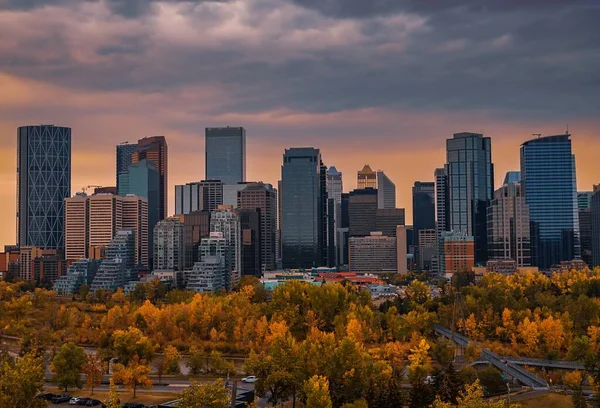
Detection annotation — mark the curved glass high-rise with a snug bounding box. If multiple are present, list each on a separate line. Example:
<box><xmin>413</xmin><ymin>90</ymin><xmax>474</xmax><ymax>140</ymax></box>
<box><xmin>520</xmin><ymin>133</ymin><xmax>579</xmax><ymax>269</ymax></box>
<box><xmin>17</xmin><ymin>125</ymin><xmax>71</xmax><ymax>250</ymax></box>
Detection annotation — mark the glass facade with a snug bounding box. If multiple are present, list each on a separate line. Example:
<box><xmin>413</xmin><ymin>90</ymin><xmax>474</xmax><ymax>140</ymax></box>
<box><xmin>132</xmin><ymin>136</ymin><xmax>168</xmax><ymax>220</ymax></box>
<box><xmin>446</xmin><ymin>132</ymin><xmax>494</xmax><ymax>264</ymax></box>
<box><xmin>17</xmin><ymin>125</ymin><xmax>71</xmax><ymax>250</ymax></box>
<box><xmin>281</xmin><ymin>148</ymin><xmax>327</xmax><ymax>269</ymax></box>
<box><xmin>348</xmin><ymin>188</ymin><xmax>378</xmax><ymax>237</ymax></box>
<box><xmin>116</xmin><ymin>143</ymin><xmax>137</xmax><ymax>193</ymax></box>
<box><xmin>205</xmin><ymin>127</ymin><xmax>246</xmax><ymax>185</ymax></box>
<box><xmin>520</xmin><ymin>134</ymin><xmax>579</xmax><ymax>269</ymax></box>
<box><xmin>376</xmin><ymin>171</ymin><xmax>396</xmax><ymax>209</ymax></box>
<box><xmin>412</xmin><ymin>181</ymin><xmax>435</xmax><ymax>244</ymax></box>
<box><xmin>591</xmin><ymin>187</ymin><xmax>600</xmax><ymax>267</ymax></box>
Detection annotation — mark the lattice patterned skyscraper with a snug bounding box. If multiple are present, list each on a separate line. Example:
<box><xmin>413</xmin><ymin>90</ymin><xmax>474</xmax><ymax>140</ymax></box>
<box><xmin>17</xmin><ymin>125</ymin><xmax>71</xmax><ymax>250</ymax></box>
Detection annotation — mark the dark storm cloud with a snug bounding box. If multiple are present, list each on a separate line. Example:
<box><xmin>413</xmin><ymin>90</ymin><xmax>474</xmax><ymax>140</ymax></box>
<box><xmin>0</xmin><ymin>0</ymin><xmax>599</xmax><ymax>118</ymax></box>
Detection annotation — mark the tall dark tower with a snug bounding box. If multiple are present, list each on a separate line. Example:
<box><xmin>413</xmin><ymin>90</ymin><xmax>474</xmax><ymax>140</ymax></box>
<box><xmin>132</xmin><ymin>136</ymin><xmax>168</xmax><ymax>220</ymax></box>
<box><xmin>445</xmin><ymin>132</ymin><xmax>494</xmax><ymax>265</ymax></box>
<box><xmin>17</xmin><ymin>125</ymin><xmax>71</xmax><ymax>250</ymax></box>
<box><xmin>521</xmin><ymin>133</ymin><xmax>579</xmax><ymax>269</ymax></box>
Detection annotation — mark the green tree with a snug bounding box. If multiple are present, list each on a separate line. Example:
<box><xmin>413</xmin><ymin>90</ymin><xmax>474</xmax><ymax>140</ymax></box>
<box><xmin>304</xmin><ymin>375</ymin><xmax>332</xmax><ymax>408</ymax></box>
<box><xmin>187</xmin><ymin>347</ymin><xmax>206</xmax><ymax>375</ymax></box>
<box><xmin>341</xmin><ymin>400</ymin><xmax>369</xmax><ymax>408</ymax></box>
<box><xmin>177</xmin><ymin>380</ymin><xmax>230</xmax><ymax>408</ymax></box>
<box><xmin>112</xmin><ymin>354</ymin><xmax>153</xmax><ymax>398</ymax></box>
<box><xmin>83</xmin><ymin>353</ymin><xmax>104</xmax><ymax>395</ymax></box>
<box><xmin>433</xmin><ymin>362</ymin><xmax>461</xmax><ymax>404</ymax></box>
<box><xmin>110</xmin><ymin>326</ymin><xmax>156</xmax><ymax>364</ymax></box>
<box><xmin>209</xmin><ymin>350</ymin><xmax>235</xmax><ymax>376</ymax></box>
<box><xmin>477</xmin><ymin>367</ymin><xmax>505</xmax><ymax>396</ymax></box>
<box><xmin>565</xmin><ymin>371</ymin><xmax>587</xmax><ymax>408</ymax></box>
<box><xmin>0</xmin><ymin>352</ymin><xmax>46</xmax><ymax>408</ymax></box>
<box><xmin>51</xmin><ymin>342</ymin><xmax>87</xmax><ymax>392</ymax></box>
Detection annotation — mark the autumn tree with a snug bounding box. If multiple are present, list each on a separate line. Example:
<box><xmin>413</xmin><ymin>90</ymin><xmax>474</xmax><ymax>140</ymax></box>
<box><xmin>0</xmin><ymin>352</ymin><xmax>46</xmax><ymax>408</ymax></box>
<box><xmin>564</xmin><ymin>371</ymin><xmax>587</xmax><ymax>408</ymax></box>
<box><xmin>52</xmin><ymin>342</ymin><xmax>87</xmax><ymax>392</ymax></box>
<box><xmin>304</xmin><ymin>375</ymin><xmax>332</xmax><ymax>408</ymax></box>
<box><xmin>164</xmin><ymin>345</ymin><xmax>181</xmax><ymax>375</ymax></box>
<box><xmin>177</xmin><ymin>380</ymin><xmax>230</xmax><ymax>408</ymax></box>
<box><xmin>105</xmin><ymin>378</ymin><xmax>121</xmax><ymax>408</ymax></box>
<box><xmin>83</xmin><ymin>352</ymin><xmax>104</xmax><ymax>395</ymax></box>
<box><xmin>209</xmin><ymin>350</ymin><xmax>235</xmax><ymax>376</ymax></box>
<box><xmin>112</xmin><ymin>354</ymin><xmax>153</xmax><ymax>398</ymax></box>
<box><xmin>432</xmin><ymin>379</ymin><xmax>505</xmax><ymax>408</ymax></box>
<box><xmin>110</xmin><ymin>326</ymin><xmax>156</xmax><ymax>364</ymax></box>
<box><xmin>407</xmin><ymin>339</ymin><xmax>434</xmax><ymax>408</ymax></box>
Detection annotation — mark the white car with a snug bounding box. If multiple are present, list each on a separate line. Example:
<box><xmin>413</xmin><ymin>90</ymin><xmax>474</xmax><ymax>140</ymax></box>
<box><xmin>69</xmin><ymin>398</ymin><xmax>82</xmax><ymax>405</ymax></box>
<box><xmin>242</xmin><ymin>376</ymin><xmax>258</xmax><ymax>383</ymax></box>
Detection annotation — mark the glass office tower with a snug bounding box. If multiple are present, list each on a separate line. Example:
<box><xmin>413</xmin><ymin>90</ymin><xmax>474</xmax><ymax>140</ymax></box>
<box><xmin>132</xmin><ymin>136</ymin><xmax>168</xmax><ymax>220</ymax></box>
<box><xmin>205</xmin><ymin>127</ymin><xmax>246</xmax><ymax>185</ymax></box>
<box><xmin>116</xmin><ymin>142</ymin><xmax>137</xmax><ymax>193</ymax></box>
<box><xmin>445</xmin><ymin>132</ymin><xmax>494</xmax><ymax>264</ymax></box>
<box><xmin>281</xmin><ymin>148</ymin><xmax>327</xmax><ymax>269</ymax></box>
<box><xmin>17</xmin><ymin>125</ymin><xmax>71</xmax><ymax>250</ymax></box>
<box><xmin>412</xmin><ymin>182</ymin><xmax>436</xmax><ymax>242</ymax></box>
<box><xmin>520</xmin><ymin>133</ymin><xmax>579</xmax><ymax>269</ymax></box>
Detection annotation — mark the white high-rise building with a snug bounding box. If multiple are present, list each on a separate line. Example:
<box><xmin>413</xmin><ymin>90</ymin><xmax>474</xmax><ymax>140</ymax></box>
<box><xmin>210</xmin><ymin>206</ymin><xmax>241</xmax><ymax>289</ymax></box>
<box><xmin>376</xmin><ymin>170</ymin><xmax>396</xmax><ymax>210</ymax></box>
<box><xmin>154</xmin><ymin>217</ymin><xmax>184</xmax><ymax>271</ymax></box>
<box><xmin>187</xmin><ymin>232</ymin><xmax>227</xmax><ymax>293</ymax></box>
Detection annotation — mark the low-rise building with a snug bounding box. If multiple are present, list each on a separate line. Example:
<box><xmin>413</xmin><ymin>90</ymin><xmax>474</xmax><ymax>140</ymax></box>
<box><xmin>53</xmin><ymin>259</ymin><xmax>100</xmax><ymax>295</ymax></box>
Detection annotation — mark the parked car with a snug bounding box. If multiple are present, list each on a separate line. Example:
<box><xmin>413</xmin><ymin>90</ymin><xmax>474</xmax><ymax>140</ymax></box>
<box><xmin>85</xmin><ymin>399</ymin><xmax>105</xmax><ymax>407</ymax></box>
<box><xmin>122</xmin><ymin>403</ymin><xmax>145</xmax><ymax>408</ymax></box>
<box><xmin>36</xmin><ymin>392</ymin><xmax>57</xmax><ymax>401</ymax></box>
<box><xmin>76</xmin><ymin>397</ymin><xmax>91</xmax><ymax>405</ymax></box>
<box><xmin>70</xmin><ymin>397</ymin><xmax>84</xmax><ymax>405</ymax></box>
<box><xmin>52</xmin><ymin>394</ymin><xmax>72</xmax><ymax>403</ymax></box>
<box><xmin>242</xmin><ymin>375</ymin><xmax>258</xmax><ymax>383</ymax></box>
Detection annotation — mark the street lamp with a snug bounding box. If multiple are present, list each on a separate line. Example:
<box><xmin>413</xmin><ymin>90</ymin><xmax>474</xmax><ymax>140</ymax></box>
<box><xmin>506</xmin><ymin>382</ymin><xmax>511</xmax><ymax>407</ymax></box>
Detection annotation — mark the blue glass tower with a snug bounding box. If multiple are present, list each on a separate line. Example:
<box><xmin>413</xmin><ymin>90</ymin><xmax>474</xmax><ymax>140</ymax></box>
<box><xmin>520</xmin><ymin>133</ymin><xmax>579</xmax><ymax>269</ymax></box>
<box><xmin>205</xmin><ymin>127</ymin><xmax>246</xmax><ymax>185</ymax></box>
<box><xmin>17</xmin><ymin>125</ymin><xmax>71</xmax><ymax>250</ymax></box>
<box><xmin>116</xmin><ymin>142</ymin><xmax>137</xmax><ymax>193</ymax></box>
<box><xmin>281</xmin><ymin>148</ymin><xmax>327</xmax><ymax>269</ymax></box>
<box><xmin>445</xmin><ymin>132</ymin><xmax>494</xmax><ymax>264</ymax></box>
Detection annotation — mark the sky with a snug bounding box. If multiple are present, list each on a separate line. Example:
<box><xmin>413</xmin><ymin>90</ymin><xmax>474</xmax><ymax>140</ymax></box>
<box><xmin>1</xmin><ymin>0</ymin><xmax>599</xmax><ymax>247</ymax></box>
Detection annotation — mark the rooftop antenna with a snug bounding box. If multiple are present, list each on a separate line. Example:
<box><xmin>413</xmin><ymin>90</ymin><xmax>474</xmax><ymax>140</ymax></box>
<box><xmin>566</xmin><ymin>124</ymin><xmax>569</xmax><ymax>135</ymax></box>
<box><xmin>532</xmin><ymin>133</ymin><xmax>541</xmax><ymax>139</ymax></box>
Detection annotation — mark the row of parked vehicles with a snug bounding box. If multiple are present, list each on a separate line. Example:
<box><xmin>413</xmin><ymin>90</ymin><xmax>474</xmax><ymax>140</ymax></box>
<box><xmin>37</xmin><ymin>393</ymin><xmax>154</xmax><ymax>407</ymax></box>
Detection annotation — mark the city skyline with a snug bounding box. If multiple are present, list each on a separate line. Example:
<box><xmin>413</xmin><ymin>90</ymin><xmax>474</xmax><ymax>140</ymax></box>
<box><xmin>0</xmin><ymin>1</ymin><xmax>599</xmax><ymax>249</ymax></box>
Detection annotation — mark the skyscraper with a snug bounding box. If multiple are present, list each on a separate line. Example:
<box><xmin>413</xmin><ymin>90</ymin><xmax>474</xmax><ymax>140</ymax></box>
<box><xmin>281</xmin><ymin>148</ymin><xmax>327</xmax><ymax>268</ymax></box>
<box><xmin>237</xmin><ymin>208</ymin><xmax>261</xmax><ymax>277</ymax></box>
<box><xmin>64</xmin><ymin>193</ymin><xmax>149</xmax><ymax>267</ymax></box>
<box><xmin>210</xmin><ymin>206</ymin><xmax>241</xmax><ymax>289</ymax></box>
<box><xmin>446</xmin><ymin>132</ymin><xmax>494</xmax><ymax>264</ymax></box>
<box><xmin>327</xmin><ymin>167</ymin><xmax>343</xmax><ymax>264</ymax></box>
<box><xmin>237</xmin><ymin>182</ymin><xmax>278</xmax><ymax>271</ymax></box>
<box><xmin>376</xmin><ymin>171</ymin><xmax>396</xmax><ymax>209</ymax></box>
<box><xmin>119</xmin><ymin>159</ymin><xmax>159</xmax><ymax>265</ymax></box>
<box><xmin>487</xmin><ymin>179</ymin><xmax>531</xmax><ymax>266</ymax></box>
<box><xmin>348</xmin><ymin>188</ymin><xmax>378</xmax><ymax>237</ymax></box>
<box><xmin>520</xmin><ymin>133</ymin><xmax>579</xmax><ymax>269</ymax></box>
<box><xmin>183</xmin><ymin>211</ymin><xmax>211</xmax><ymax>270</ymax></box>
<box><xmin>17</xmin><ymin>125</ymin><xmax>71</xmax><ymax>250</ymax></box>
<box><xmin>154</xmin><ymin>217</ymin><xmax>184</xmax><ymax>271</ymax></box>
<box><xmin>116</xmin><ymin>142</ymin><xmax>137</xmax><ymax>193</ymax></box>
<box><xmin>412</xmin><ymin>181</ymin><xmax>436</xmax><ymax>243</ymax></box>
<box><xmin>434</xmin><ymin>168</ymin><xmax>449</xmax><ymax>274</ymax></box>
<box><xmin>132</xmin><ymin>136</ymin><xmax>168</xmax><ymax>220</ymax></box>
<box><xmin>578</xmin><ymin>191</ymin><xmax>593</xmax><ymax>265</ymax></box>
<box><xmin>175</xmin><ymin>180</ymin><xmax>224</xmax><ymax>214</ymax></box>
<box><xmin>357</xmin><ymin>165</ymin><xmax>377</xmax><ymax>189</ymax></box>
<box><xmin>375</xmin><ymin>208</ymin><xmax>405</xmax><ymax>237</ymax></box>
<box><xmin>591</xmin><ymin>186</ymin><xmax>600</xmax><ymax>267</ymax></box>
<box><xmin>205</xmin><ymin>127</ymin><xmax>246</xmax><ymax>185</ymax></box>
<box><xmin>187</xmin><ymin>232</ymin><xmax>227</xmax><ymax>293</ymax></box>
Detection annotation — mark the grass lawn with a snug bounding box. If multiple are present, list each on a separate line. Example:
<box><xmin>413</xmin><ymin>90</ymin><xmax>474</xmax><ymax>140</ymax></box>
<box><xmin>45</xmin><ymin>386</ymin><xmax>179</xmax><ymax>405</ymax></box>
<box><xmin>518</xmin><ymin>393</ymin><xmax>573</xmax><ymax>408</ymax></box>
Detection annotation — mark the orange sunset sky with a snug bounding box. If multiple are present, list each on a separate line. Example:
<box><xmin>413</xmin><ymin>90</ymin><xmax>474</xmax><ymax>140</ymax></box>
<box><xmin>0</xmin><ymin>1</ymin><xmax>599</xmax><ymax>247</ymax></box>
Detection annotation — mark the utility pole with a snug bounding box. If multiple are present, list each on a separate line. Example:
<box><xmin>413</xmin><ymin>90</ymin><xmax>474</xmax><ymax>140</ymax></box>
<box><xmin>506</xmin><ymin>382</ymin><xmax>511</xmax><ymax>407</ymax></box>
<box><xmin>230</xmin><ymin>379</ymin><xmax>238</xmax><ymax>408</ymax></box>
